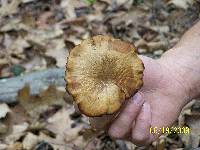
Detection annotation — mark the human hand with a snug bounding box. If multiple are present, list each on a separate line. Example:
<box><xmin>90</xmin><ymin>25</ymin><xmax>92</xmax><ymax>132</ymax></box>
<box><xmin>92</xmin><ymin>55</ymin><xmax>190</xmax><ymax>146</ymax></box>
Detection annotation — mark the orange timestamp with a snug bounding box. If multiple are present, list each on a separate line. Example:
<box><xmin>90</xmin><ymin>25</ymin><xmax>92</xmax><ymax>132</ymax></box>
<box><xmin>150</xmin><ymin>126</ymin><xmax>190</xmax><ymax>135</ymax></box>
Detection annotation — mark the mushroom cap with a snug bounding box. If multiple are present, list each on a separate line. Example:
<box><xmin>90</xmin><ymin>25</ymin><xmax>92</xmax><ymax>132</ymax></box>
<box><xmin>65</xmin><ymin>35</ymin><xmax>144</xmax><ymax>117</ymax></box>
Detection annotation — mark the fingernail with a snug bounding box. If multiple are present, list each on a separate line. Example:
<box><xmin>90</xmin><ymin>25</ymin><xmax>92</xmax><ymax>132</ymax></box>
<box><xmin>132</xmin><ymin>92</ymin><xmax>144</xmax><ymax>105</ymax></box>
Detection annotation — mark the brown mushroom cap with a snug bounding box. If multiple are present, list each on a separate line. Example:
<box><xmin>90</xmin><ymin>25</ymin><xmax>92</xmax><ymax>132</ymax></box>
<box><xmin>65</xmin><ymin>35</ymin><xmax>144</xmax><ymax>117</ymax></box>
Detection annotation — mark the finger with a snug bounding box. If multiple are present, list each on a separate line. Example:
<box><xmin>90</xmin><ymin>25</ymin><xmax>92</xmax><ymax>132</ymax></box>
<box><xmin>108</xmin><ymin>92</ymin><xmax>144</xmax><ymax>138</ymax></box>
<box><xmin>131</xmin><ymin>102</ymin><xmax>152</xmax><ymax>146</ymax></box>
<box><xmin>138</xmin><ymin>55</ymin><xmax>164</xmax><ymax>91</ymax></box>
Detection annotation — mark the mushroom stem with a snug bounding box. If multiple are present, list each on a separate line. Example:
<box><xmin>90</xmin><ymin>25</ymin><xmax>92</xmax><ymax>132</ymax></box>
<box><xmin>89</xmin><ymin>114</ymin><xmax>118</xmax><ymax>130</ymax></box>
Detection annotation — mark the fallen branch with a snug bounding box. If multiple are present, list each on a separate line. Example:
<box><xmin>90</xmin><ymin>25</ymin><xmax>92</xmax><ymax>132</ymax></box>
<box><xmin>0</xmin><ymin>68</ymin><xmax>65</xmax><ymax>103</ymax></box>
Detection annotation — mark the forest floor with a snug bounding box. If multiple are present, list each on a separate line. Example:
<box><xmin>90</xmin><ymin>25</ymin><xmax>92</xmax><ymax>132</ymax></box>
<box><xmin>0</xmin><ymin>0</ymin><xmax>200</xmax><ymax>149</ymax></box>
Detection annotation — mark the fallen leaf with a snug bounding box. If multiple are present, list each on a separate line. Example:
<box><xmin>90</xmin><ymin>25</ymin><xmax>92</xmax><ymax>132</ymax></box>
<box><xmin>22</xmin><ymin>55</ymin><xmax>47</xmax><ymax>71</ymax></box>
<box><xmin>180</xmin><ymin>115</ymin><xmax>200</xmax><ymax>148</ymax></box>
<box><xmin>0</xmin><ymin>123</ymin><xmax>8</xmax><ymax>134</ymax></box>
<box><xmin>60</xmin><ymin>0</ymin><xmax>88</xmax><ymax>20</ymax></box>
<box><xmin>36</xmin><ymin>12</ymin><xmax>54</xmax><ymax>29</ymax></box>
<box><xmin>178</xmin><ymin>100</ymin><xmax>200</xmax><ymax>148</ymax></box>
<box><xmin>22</xmin><ymin>132</ymin><xmax>40</xmax><ymax>149</ymax></box>
<box><xmin>0</xmin><ymin>0</ymin><xmax>22</xmax><ymax>17</ymax></box>
<box><xmin>38</xmin><ymin>132</ymin><xmax>72</xmax><ymax>150</ymax></box>
<box><xmin>21</xmin><ymin>0</ymin><xmax>36</xmax><ymax>3</ymax></box>
<box><xmin>45</xmin><ymin>39</ymin><xmax>69</xmax><ymax>67</ymax></box>
<box><xmin>7</xmin><ymin>142</ymin><xmax>23</xmax><ymax>150</ymax></box>
<box><xmin>0</xmin><ymin>103</ymin><xmax>10</xmax><ymax>119</ymax></box>
<box><xmin>46</xmin><ymin>106</ymin><xmax>88</xmax><ymax>148</ymax></box>
<box><xmin>0</xmin><ymin>58</ymin><xmax>9</xmax><ymax>66</ymax></box>
<box><xmin>18</xmin><ymin>84</ymin><xmax>65</xmax><ymax>119</ymax></box>
<box><xmin>0</xmin><ymin>144</ymin><xmax>7</xmax><ymax>149</ymax></box>
<box><xmin>168</xmin><ymin>0</ymin><xmax>194</xmax><ymax>9</ymax></box>
<box><xmin>26</xmin><ymin>28</ymin><xmax>63</xmax><ymax>47</ymax></box>
<box><xmin>8</xmin><ymin>36</ymin><xmax>30</xmax><ymax>54</ymax></box>
<box><xmin>0</xmin><ymin>19</ymin><xmax>30</xmax><ymax>32</ymax></box>
<box><xmin>5</xmin><ymin>122</ymin><xmax>29</xmax><ymax>144</ymax></box>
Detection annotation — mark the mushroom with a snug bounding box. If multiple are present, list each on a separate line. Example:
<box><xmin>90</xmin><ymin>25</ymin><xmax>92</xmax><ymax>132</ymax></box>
<box><xmin>65</xmin><ymin>35</ymin><xmax>144</xmax><ymax>118</ymax></box>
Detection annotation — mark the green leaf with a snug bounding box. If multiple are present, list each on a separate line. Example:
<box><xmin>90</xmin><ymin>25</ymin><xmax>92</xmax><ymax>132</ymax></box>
<box><xmin>133</xmin><ymin>0</ymin><xmax>144</xmax><ymax>5</ymax></box>
<box><xmin>84</xmin><ymin>0</ymin><xmax>96</xmax><ymax>5</ymax></box>
<box><xmin>11</xmin><ymin>65</ymin><xmax>25</xmax><ymax>76</ymax></box>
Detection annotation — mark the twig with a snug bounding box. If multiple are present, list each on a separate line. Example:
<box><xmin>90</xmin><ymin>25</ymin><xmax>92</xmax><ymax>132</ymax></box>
<box><xmin>0</xmin><ymin>68</ymin><xmax>65</xmax><ymax>104</ymax></box>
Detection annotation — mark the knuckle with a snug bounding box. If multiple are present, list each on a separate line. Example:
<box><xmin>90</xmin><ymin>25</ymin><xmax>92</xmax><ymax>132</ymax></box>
<box><xmin>120</xmin><ymin>114</ymin><xmax>132</xmax><ymax>124</ymax></box>
<box><xmin>108</xmin><ymin>126</ymin><xmax>122</xmax><ymax>139</ymax></box>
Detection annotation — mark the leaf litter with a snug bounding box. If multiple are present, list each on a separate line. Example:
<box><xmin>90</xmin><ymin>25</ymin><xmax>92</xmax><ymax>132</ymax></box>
<box><xmin>0</xmin><ymin>0</ymin><xmax>200</xmax><ymax>149</ymax></box>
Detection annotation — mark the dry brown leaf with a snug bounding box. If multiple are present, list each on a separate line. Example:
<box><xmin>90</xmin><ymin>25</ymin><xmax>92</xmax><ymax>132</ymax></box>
<box><xmin>0</xmin><ymin>103</ymin><xmax>10</xmax><ymax>119</ymax></box>
<box><xmin>22</xmin><ymin>132</ymin><xmax>40</xmax><ymax>149</ymax></box>
<box><xmin>0</xmin><ymin>19</ymin><xmax>30</xmax><ymax>32</ymax></box>
<box><xmin>22</xmin><ymin>56</ymin><xmax>47</xmax><ymax>71</ymax></box>
<box><xmin>178</xmin><ymin>100</ymin><xmax>200</xmax><ymax>148</ymax></box>
<box><xmin>46</xmin><ymin>106</ymin><xmax>88</xmax><ymax>148</ymax></box>
<box><xmin>38</xmin><ymin>132</ymin><xmax>75</xmax><ymax>150</ymax></box>
<box><xmin>60</xmin><ymin>0</ymin><xmax>88</xmax><ymax>20</ymax></box>
<box><xmin>2</xmin><ymin>35</ymin><xmax>30</xmax><ymax>64</ymax></box>
<box><xmin>7</xmin><ymin>142</ymin><xmax>23</xmax><ymax>150</ymax></box>
<box><xmin>0</xmin><ymin>58</ymin><xmax>9</xmax><ymax>66</ymax></box>
<box><xmin>18</xmin><ymin>84</ymin><xmax>65</xmax><ymax>119</ymax></box>
<box><xmin>168</xmin><ymin>0</ymin><xmax>195</xmax><ymax>9</ymax></box>
<box><xmin>0</xmin><ymin>123</ymin><xmax>8</xmax><ymax>134</ymax></box>
<box><xmin>0</xmin><ymin>143</ymin><xmax>7</xmax><ymax>149</ymax></box>
<box><xmin>178</xmin><ymin>100</ymin><xmax>196</xmax><ymax>126</ymax></box>
<box><xmin>180</xmin><ymin>115</ymin><xmax>200</xmax><ymax>148</ymax></box>
<box><xmin>26</xmin><ymin>28</ymin><xmax>63</xmax><ymax>46</ymax></box>
<box><xmin>45</xmin><ymin>39</ymin><xmax>69</xmax><ymax>67</ymax></box>
<box><xmin>21</xmin><ymin>0</ymin><xmax>36</xmax><ymax>3</ymax></box>
<box><xmin>0</xmin><ymin>105</ymin><xmax>27</xmax><ymax>138</ymax></box>
<box><xmin>5</xmin><ymin>122</ymin><xmax>29</xmax><ymax>144</ymax></box>
<box><xmin>66</xmin><ymin>35</ymin><xmax>82</xmax><ymax>46</ymax></box>
<box><xmin>36</xmin><ymin>12</ymin><xmax>54</xmax><ymax>29</ymax></box>
<box><xmin>0</xmin><ymin>0</ymin><xmax>22</xmax><ymax>17</ymax></box>
<box><xmin>8</xmin><ymin>36</ymin><xmax>30</xmax><ymax>54</ymax></box>
<box><xmin>135</xmin><ymin>39</ymin><xmax>167</xmax><ymax>52</ymax></box>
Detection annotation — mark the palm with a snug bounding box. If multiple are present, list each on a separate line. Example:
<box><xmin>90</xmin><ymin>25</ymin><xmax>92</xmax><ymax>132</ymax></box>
<box><xmin>141</xmin><ymin>88</ymin><xmax>182</xmax><ymax>136</ymax></box>
<box><xmin>108</xmin><ymin>56</ymin><xmax>189</xmax><ymax>145</ymax></box>
<box><xmin>134</xmin><ymin>56</ymin><xmax>188</xmax><ymax>143</ymax></box>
